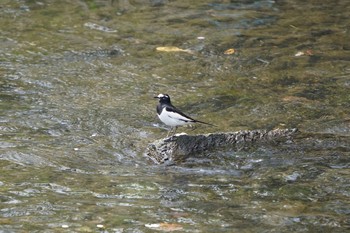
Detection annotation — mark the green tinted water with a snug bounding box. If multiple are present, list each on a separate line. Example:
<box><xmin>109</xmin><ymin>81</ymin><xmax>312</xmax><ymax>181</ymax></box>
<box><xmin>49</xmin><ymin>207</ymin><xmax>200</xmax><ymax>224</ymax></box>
<box><xmin>1</xmin><ymin>0</ymin><xmax>349</xmax><ymax>232</ymax></box>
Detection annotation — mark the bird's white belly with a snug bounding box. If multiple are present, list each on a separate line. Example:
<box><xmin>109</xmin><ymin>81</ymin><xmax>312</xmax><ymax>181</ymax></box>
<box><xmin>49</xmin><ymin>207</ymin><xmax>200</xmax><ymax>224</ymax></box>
<box><xmin>158</xmin><ymin>108</ymin><xmax>191</xmax><ymax>127</ymax></box>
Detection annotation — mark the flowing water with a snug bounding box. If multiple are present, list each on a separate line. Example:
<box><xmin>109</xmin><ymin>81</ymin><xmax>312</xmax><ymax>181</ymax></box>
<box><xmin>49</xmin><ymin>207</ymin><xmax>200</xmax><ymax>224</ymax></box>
<box><xmin>1</xmin><ymin>0</ymin><xmax>349</xmax><ymax>232</ymax></box>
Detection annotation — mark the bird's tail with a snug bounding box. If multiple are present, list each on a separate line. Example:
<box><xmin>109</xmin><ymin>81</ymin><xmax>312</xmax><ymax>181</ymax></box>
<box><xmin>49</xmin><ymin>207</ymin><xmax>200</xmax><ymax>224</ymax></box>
<box><xmin>194</xmin><ymin>119</ymin><xmax>217</xmax><ymax>127</ymax></box>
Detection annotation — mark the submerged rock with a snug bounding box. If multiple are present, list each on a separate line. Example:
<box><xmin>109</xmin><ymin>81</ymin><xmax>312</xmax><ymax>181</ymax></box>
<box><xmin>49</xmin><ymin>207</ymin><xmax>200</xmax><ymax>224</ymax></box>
<box><xmin>146</xmin><ymin>128</ymin><xmax>298</xmax><ymax>164</ymax></box>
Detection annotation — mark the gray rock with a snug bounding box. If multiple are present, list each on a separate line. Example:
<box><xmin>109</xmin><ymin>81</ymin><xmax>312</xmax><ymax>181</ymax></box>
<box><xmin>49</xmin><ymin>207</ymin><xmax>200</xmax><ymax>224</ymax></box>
<box><xmin>146</xmin><ymin>128</ymin><xmax>298</xmax><ymax>164</ymax></box>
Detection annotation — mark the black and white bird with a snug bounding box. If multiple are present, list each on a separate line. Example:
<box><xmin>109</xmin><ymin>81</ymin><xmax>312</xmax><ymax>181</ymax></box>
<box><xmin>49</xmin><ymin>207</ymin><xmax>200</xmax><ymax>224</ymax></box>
<box><xmin>154</xmin><ymin>93</ymin><xmax>214</xmax><ymax>136</ymax></box>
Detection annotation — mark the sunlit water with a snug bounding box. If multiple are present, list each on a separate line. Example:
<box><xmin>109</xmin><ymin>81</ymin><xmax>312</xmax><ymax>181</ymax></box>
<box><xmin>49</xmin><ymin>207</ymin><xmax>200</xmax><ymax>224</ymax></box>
<box><xmin>1</xmin><ymin>0</ymin><xmax>349</xmax><ymax>232</ymax></box>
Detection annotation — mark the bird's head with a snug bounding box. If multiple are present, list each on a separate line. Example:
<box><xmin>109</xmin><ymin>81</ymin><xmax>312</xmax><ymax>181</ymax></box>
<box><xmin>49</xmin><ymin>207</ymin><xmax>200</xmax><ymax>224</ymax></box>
<box><xmin>154</xmin><ymin>93</ymin><xmax>171</xmax><ymax>103</ymax></box>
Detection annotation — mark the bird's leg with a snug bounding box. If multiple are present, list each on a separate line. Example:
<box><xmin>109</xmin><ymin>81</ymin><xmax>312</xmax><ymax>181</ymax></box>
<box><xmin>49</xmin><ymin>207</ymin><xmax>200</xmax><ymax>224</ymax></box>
<box><xmin>166</xmin><ymin>126</ymin><xmax>177</xmax><ymax>137</ymax></box>
<box><xmin>173</xmin><ymin>126</ymin><xmax>178</xmax><ymax>135</ymax></box>
<box><xmin>167</xmin><ymin>127</ymin><xmax>174</xmax><ymax>137</ymax></box>
<box><xmin>166</xmin><ymin>128</ymin><xmax>171</xmax><ymax>137</ymax></box>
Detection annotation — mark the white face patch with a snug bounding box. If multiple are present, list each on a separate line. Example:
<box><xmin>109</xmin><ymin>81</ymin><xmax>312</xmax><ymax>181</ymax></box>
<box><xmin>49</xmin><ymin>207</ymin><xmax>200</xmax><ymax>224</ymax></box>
<box><xmin>157</xmin><ymin>93</ymin><xmax>168</xmax><ymax>98</ymax></box>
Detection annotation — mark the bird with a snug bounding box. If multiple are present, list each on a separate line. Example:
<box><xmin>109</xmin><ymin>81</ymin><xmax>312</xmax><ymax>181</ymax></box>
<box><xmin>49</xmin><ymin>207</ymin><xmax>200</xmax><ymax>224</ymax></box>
<box><xmin>154</xmin><ymin>93</ymin><xmax>215</xmax><ymax>136</ymax></box>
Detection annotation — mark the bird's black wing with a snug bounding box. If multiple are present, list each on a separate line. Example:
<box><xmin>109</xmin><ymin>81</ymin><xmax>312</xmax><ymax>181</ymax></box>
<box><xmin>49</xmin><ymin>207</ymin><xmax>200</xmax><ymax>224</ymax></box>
<box><xmin>166</xmin><ymin>105</ymin><xmax>215</xmax><ymax>126</ymax></box>
<box><xmin>164</xmin><ymin>105</ymin><xmax>196</xmax><ymax>123</ymax></box>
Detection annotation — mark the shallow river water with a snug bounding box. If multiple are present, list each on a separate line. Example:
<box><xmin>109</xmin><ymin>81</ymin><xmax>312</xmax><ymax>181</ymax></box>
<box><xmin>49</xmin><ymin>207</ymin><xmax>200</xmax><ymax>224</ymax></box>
<box><xmin>1</xmin><ymin>0</ymin><xmax>349</xmax><ymax>232</ymax></box>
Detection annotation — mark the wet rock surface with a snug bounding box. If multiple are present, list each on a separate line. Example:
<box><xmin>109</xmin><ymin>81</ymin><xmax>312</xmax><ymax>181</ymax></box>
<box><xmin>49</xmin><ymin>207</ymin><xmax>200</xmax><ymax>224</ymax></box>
<box><xmin>147</xmin><ymin>128</ymin><xmax>298</xmax><ymax>164</ymax></box>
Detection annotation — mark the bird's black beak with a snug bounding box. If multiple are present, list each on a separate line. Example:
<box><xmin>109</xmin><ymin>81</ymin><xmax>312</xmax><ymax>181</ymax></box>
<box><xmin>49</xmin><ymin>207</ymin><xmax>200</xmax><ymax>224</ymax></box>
<box><xmin>154</xmin><ymin>96</ymin><xmax>159</xmax><ymax>99</ymax></box>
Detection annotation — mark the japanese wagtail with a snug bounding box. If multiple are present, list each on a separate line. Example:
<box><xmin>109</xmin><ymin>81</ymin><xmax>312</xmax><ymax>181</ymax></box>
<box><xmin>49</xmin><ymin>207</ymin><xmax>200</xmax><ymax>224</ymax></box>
<box><xmin>154</xmin><ymin>93</ymin><xmax>215</xmax><ymax>136</ymax></box>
